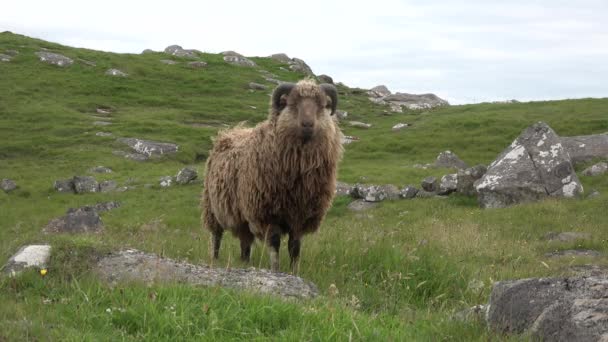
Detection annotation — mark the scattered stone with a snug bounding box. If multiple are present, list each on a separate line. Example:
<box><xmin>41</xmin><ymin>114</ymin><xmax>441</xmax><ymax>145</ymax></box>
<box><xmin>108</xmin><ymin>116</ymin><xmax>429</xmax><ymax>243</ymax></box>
<box><xmin>392</xmin><ymin>123</ymin><xmax>409</xmax><ymax>131</ymax></box>
<box><xmin>435</xmin><ymin>150</ymin><xmax>468</xmax><ymax>169</ymax></box>
<box><xmin>383</xmin><ymin>93</ymin><xmax>449</xmax><ymax>110</ymax></box>
<box><xmin>117</xmin><ymin>138</ymin><xmax>179</xmax><ymax>157</ymax></box>
<box><xmin>73</xmin><ymin>176</ymin><xmax>99</xmax><ymax>193</ymax></box>
<box><xmin>341</xmin><ymin>135</ymin><xmax>359</xmax><ymax>145</ymax></box>
<box><xmin>400</xmin><ymin>185</ymin><xmax>419</xmax><ymax>199</ymax></box>
<box><xmin>160</xmin><ymin>59</ymin><xmax>178</xmax><ymax>65</ymax></box>
<box><xmin>54</xmin><ymin>179</ymin><xmax>75</xmax><ymax>193</ymax></box>
<box><xmin>317</xmin><ymin>74</ymin><xmax>333</xmax><ymax>84</ymax></box>
<box><xmin>347</xmin><ymin>199</ymin><xmax>378</xmax><ymax>211</ymax></box>
<box><xmin>456</xmin><ymin>165</ymin><xmax>487</xmax><ymax>196</ymax></box>
<box><xmin>2</xmin><ymin>245</ymin><xmax>51</xmax><ymax>276</ymax></box>
<box><xmin>545</xmin><ymin>249</ymin><xmax>602</xmax><ymax>258</ymax></box>
<box><xmin>438</xmin><ymin>174</ymin><xmax>458</xmax><ymax>195</ymax></box>
<box><xmin>476</xmin><ymin>122</ymin><xmax>583</xmax><ymax>208</ymax></box>
<box><xmin>176</xmin><ymin>167</ymin><xmax>198</xmax><ymax>184</ymax></box>
<box><xmin>187</xmin><ymin>61</ymin><xmax>207</xmax><ymax>68</ymax></box>
<box><xmin>95</xmin><ymin>249</ymin><xmax>318</xmax><ymax>299</ymax></box>
<box><xmin>560</xmin><ymin>133</ymin><xmax>608</xmax><ymax>165</ymax></box>
<box><xmin>44</xmin><ymin>206</ymin><xmax>103</xmax><ymax>234</ymax></box>
<box><xmin>269</xmin><ymin>53</ymin><xmax>291</xmax><ymax>63</ymax></box>
<box><xmin>544</xmin><ymin>232</ymin><xmax>592</xmax><ymax>242</ymax></box>
<box><xmin>105</xmin><ymin>69</ymin><xmax>128</xmax><ymax>77</ymax></box>
<box><xmin>487</xmin><ymin>275</ymin><xmax>608</xmax><ymax>340</ymax></box>
<box><xmin>89</xmin><ymin>166</ymin><xmax>112</xmax><ymax>173</ymax></box>
<box><xmin>367</xmin><ymin>85</ymin><xmax>391</xmax><ymax>98</ymax></box>
<box><xmin>92</xmin><ymin>201</ymin><xmax>121</xmax><ymax>212</ymax></box>
<box><xmin>421</xmin><ymin>176</ymin><xmax>438</xmax><ymax>192</ymax></box>
<box><xmin>581</xmin><ymin>162</ymin><xmax>608</xmax><ymax>177</ymax></box>
<box><xmin>96</xmin><ymin>107</ymin><xmax>113</xmax><ymax>115</ymax></box>
<box><xmin>351</xmin><ymin>184</ymin><xmax>400</xmax><ymax>202</ymax></box>
<box><xmin>164</xmin><ymin>45</ymin><xmax>198</xmax><ymax>58</ymax></box>
<box><xmin>0</xmin><ymin>53</ymin><xmax>12</xmax><ymax>62</ymax></box>
<box><xmin>96</xmin><ymin>132</ymin><xmax>113</xmax><ymax>137</ymax></box>
<box><xmin>1</xmin><ymin>179</ymin><xmax>17</xmax><ymax>192</ymax></box>
<box><xmin>99</xmin><ymin>180</ymin><xmax>118</xmax><ymax>192</ymax></box>
<box><xmin>125</xmin><ymin>153</ymin><xmax>149</xmax><ymax>162</ymax></box>
<box><xmin>335</xmin><ymin>182</ymin><xmax>354</xmax><ymax>196</ymax></box>
<box><xmin>35</xmin><ymin>51</ymin><xmax>73</xmax><ymax>67</ymax></box>
<box><xmin>160</xmin><ymin>176</ymin><xmax>173</xmax><ymax>187</ymax></box>
<box><xmin>248</xmin><ymin>82</ymin><xmax>267</xmax><ymax>90</ymax></box>
<box><xmin>335</xmin><ymin>110</ymin><xmax>348</xmax><ymax>120</ymax></box>
<box><xmin>223</xmin><ymin>55</ymin><xmax>256</xmax><ymax>67</ymax></box>
<box><xmin>349</xmin><ymin>121</ymin><xmax>372</xmax><ymax>129</ymax></box>
<box><xmin>413</xmin><ymin>163</ymin><xmax>432</xmax><ymax>170</ymax></box>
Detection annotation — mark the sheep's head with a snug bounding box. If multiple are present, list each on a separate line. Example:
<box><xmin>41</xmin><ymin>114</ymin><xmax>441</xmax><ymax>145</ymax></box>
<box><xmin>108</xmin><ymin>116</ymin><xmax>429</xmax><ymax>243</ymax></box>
<box><xmin>270</xmin><ymin>80</ymin><xmax>338</xmax><ymax>144</ymax></box>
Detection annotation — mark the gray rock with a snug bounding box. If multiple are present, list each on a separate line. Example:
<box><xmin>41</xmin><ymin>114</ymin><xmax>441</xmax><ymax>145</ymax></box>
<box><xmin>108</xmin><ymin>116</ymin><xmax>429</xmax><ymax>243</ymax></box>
<box><xmin>5</xmin><ymin>49</ymin><xmax>19</xmax><ymax>56</ymax></box>
<box><xmin>335</xmin><ymin>110</ymin><xmax>348</xmax><ymax>120</ymax></box>
<box><xmin>341</xmin><ymin>135</ymin><xmax>359</xmax><ymax>145</ymax></box>
<box><xmin>142</xmin><ymin>49</ymin><xmax>155</xmax><ymax>54</ymax></box>
<box><xmin>73</xmin><ymin>176</ymin><xmax>99</xmax><ymax>193</ymax></box>
<box><xmin>389</xmin><ymin>102</ymin><xmax>403</xmax><ymax>112</ymax></box>
<box><xmin>347</xmin><ymin>199</ymin><xmax>378</xmax><ymax>211</ymax></box>
<box><xmin>351</xmin><ymin>184</ymin><xmax>399</xmax><ymax>202</ymax></box>
<box><xmin>54</xmin><ymin>179</ymin><xmax>75</xmax><ymax>193</ymax></box>
<box><xmin>95</xmin><ymin>107</ymin><xmax>113</xmax><ymax>115</ymax></box>
<box><xmin>2</xmin><ymin>245</ymin><xmax>51</xmax><ymax>276</ymax></box>
<box><xmin>581</xmin><ymin>162</ymin><xmax>608</xmax><ymax>176</ymax></box>
<box><xmin>487</xmin><ymin>275</ymin><xmax>608</xmax><ymax>341</ymax></box>
<box><xmin>383</xmin><ymin>93</ymin><xmax>449</xmax><ymax>110</ymax></box>
<box><xmin>457</xmin><ymin>164</ymin><xmax>487</xmax><ymax>195</ymax></box>
<box><xmin>544</xmin><ymin>232</ymin><xmax>592</xmax><ymax>242</ymax></box>
<box><xmin>95</xmin><ymin>249</ymin><xmax>318</xmax><ymax>299</ymax></box>
<box><xmin>400</xmin><ymin>185</ymin><xmax>419</xmax><ymax>199</ymax></box>
<box><xmin>248</xmin><ymin>82</ymin><xmax>267</xmax><ymax>90</ymax></box>
<box><xmin>117</xmin><ymin>138</ymin><xmax>179</xmax><ymax>157</ymax></box>
<box><xmin>160</xmin><ymin>176</ymin><xmax>173</xmax><ymax>187</ymax></box>
<box><xmin>288</xmin><ymin>58</ymin><xmax>313</xmax><ymax>75</ymax></box>
<box><xmin>105</xmin><ymin>69</ymin><xmax>128</xmax><ymax>77</ymax></box>
<box><xmin>164</xmin><ymin>45</ymin><xmax>199</xmax><ymax>58</ymax></box>
<box><xmin>0</xmin><ymin>53</ymin><xmax>12</xmax><ymax>62</ymax></box>
<box><xmin>1</xmin><ymin>179</ymin><xmax>17</xmax><ymax>192</ymax></box>
<box><xmin>335</xmin><ymin>181</ymin><xmax>354</xmax><ymax>196</ymax></box>
<box><xmin>176</xmin><ymin>167</ymin><xmax>198</xmax><ymax>184</ymax></box>
<box><xmin>99</xmin><ymin>180</ymin><xmax>118</xmax><ymax>192</ymax></box>
<box><xmin>318</xmin><ymin>74</ymin><xmax>334</xmax><ymax>84</ymax></box>
<box><xmin>269</xmin><ymin>53</ymin><xmax>291</xmax><ymax>63</ymax></box>
<box><xmin>221</xmin><ymin>50</ymin><xmax>243</xmax><ymax>57</ymax></box>
<box><xmin>35</xmin><ymin>51</ymin><xmax>73</xmax><ymax>67</ymax></box>
<box><xmin>588</xmin><ymin>189</ymin><xmax>601</xmax><ymax>198</ymax></box>
<box><xmin>349</xmin><ymin>121</ymin><xmax>372</xmax><ymax>129</ymax></box>
<box><xmin>92</xmin><ymin>201</ymin><xmax>121</xmax><ymax>212</ymax></box>
<box><xmin>476</xmin><ymin>122</ymin><xmax>583</xmax><ymax>208</ymax></box>
<box><xmin>438</xmin><ymin>174</ymin><xmax>458</xmax><ymax>195</ymax></box>
<box><xmin>392</xmin><ymin>123</ymin><xmax>409</xmax><ymax>131</ymax></box>
<box><xmin>89</xmin><ymin>166</ymin><xmax>112</xmax><ymax>173</ymax></box>
<box><xmin>545</xmin><ymin>249</ymin><xmax>602</xmax><ymax>258</ymax></box>
<box><xmin>187</xmin><ymin>61</ymin><xmax>207</xmax><ymax>68</ymax></box>
<box><xmin>96</xmin><ymin>132</ymin><xmax>113</xmax><ymax>137</ymax></box>
<box><xmin>44</xmin><ymin>206</ymin><xmax>103</xmax><ymax>234</ymax></box>
<box><xmin>368</xmin><ymin>85</ymin><xmax>391</xmax><ymax>98</ymax></box>
<box><xmin>435</xmin><ymin>150</ymin><xmax>468</xmax><ymax>169</ymax></box>
<box><xmin>160</xmin><ymin>59</ymin><xmax>178</xmax><ymax>65</ymax></box>
<box><xmin>421</xmin><ymin>176</ymin><xmax>438</xmax><ymax>192</ymax></box>
<box><xmin>223</xmin><ymin>55</ymin><xmax>256</xmax><ymax>67</ymax></box>
<box><xmin>453</xmin><ymin>305</ymin><xmax>487</xmax><ymax>322</ymax></box>
<box><xmin>126</xmin><ymin>153</ymin><xmax>149</xmax><ymax>162</ymax></box>
<box><xmin>561</xmin><ymin>133</ymin><xmax>608</xmax><ymax>165</ymax></box>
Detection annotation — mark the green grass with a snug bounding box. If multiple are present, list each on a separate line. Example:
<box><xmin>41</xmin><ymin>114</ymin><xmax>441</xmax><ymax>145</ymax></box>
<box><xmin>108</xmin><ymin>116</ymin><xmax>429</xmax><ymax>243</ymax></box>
<box><xmin>1</xmin><ymin>31</ymin><xmax>607</xmax><ymax>340</ymax></box>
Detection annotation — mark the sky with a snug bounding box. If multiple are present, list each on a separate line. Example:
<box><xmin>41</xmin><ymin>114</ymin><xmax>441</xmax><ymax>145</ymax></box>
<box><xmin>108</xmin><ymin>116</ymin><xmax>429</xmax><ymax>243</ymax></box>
<box><xmin>3</xmin><ymin>0</ymin><xmax>608</xmax><ymax>104</ymax></box>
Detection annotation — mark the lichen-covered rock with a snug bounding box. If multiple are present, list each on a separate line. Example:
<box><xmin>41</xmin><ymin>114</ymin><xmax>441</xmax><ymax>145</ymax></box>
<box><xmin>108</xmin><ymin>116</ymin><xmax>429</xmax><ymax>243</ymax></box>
<box><xmin>160</xmin><ymin>176</ymin><xmax>173</xmax><ymax>187</ymax></box>
<box><xmin>35</xmin><ymin>51</ymin><xmax>73</xmax><ymax>67</ymax></box>
<box><xmin>223</xmin><ymin>55</ymin><xmax>256</xmax><ymax>67</ymax></box>
<box><xmin>335</xmin><ymin>110</ymin><xmax>348</xmax><ymax>120</ymax></box>
<box><xmin>435</xmin><ymin>150</ymin><xmax>468</xmax><ymax>169</ymax></box>
<box><xmin>89</xmin><ymin>166</ymin><xmax>113</xmax><ymax>173</ymax></box>
<box><xmin>0</xmin><ymin>53</ymin><xmax>12</xmax><ymax>62</ymax></box>
<box><xmin>288</xmin><ymin>58</ymin><xmax>313</xmax><ymax>75</ymax></box>
<box><xmin>105</xmin><ymin>68</ymin><xmax>128</xmax><ymax>77</ymax></box>
<box><xmin>99</xmin><ymin>180</ymin><xmax>118</xmax><ymax>192</ymax></box>
<box><xmin>248</xmin><ymin>82</ymin><xmax>267</xmax><ymax>90</ymax></box>
<box><xmin>117</xmin><ymin>138</ymin><xmax>179</xmax><ymax>157</ymax></box>
<box><xmin>349</xmin><ymin>121</ymin><xmax>372</xmax><ymax>129</ymax></box>
<box><xmin>176</xmin><ymin>167</ymin><xmax>197</xmax><ymax>184</ymax></box>
<box><xmin>2</xmin><ymin>245</ymin><xmax>51</xmax><ymax>276</ymax></box>
<box><xmin>54</xmin><ymin>178</ymin><xmax>75</xmax><ymax>193</ymax></box>
<box><xmin>164</xmin><ymin>45</ymin><xmax>199</xmax><ymax>58</ymax></box>
<box><xmin>476</xmin><ymin>122</ymin><xmax>583</xmax><ymax>208</ymax></box>
<box><xmin>44</xmin><ymin>206</ymin><xmax>103</xmax><ymax>234</ymax></box>
<box><xmin>269</xmin><ymin>53</ymin><xmax>291</xmax><ymax>63</ymax></box>
<box><xmin>347</xmin><ymin>199</ymin><xmax>378</xmax><ymax>211</ymax></box>
<box><xmin>341</xmin><ymin>135</ymin><xmax>359</xmax><ymax>145</ymax></box>
<box><xmin>160</xmin><ymin>59</ymin><xmax>178</xmax><ymax>65</ymax></box>
<box><xmin>188</xmin><ymin>61</ymin><xmax>207</xmax><ymax>68</ymax></box>
<box><xmin>351</xmin><ymin>184</ymin><xmax>399</xmax><ymax>202</ymax></box>
<box><xmin>400</xmin><ymin>185</ymin><xmax>419</xmax><ymax>199</ymax></box>
<box><xmin>421</xmin><ymin>176</ymin><xmax>438</xmax><ymax>192</ymax></box>
<box><xmin>560</xmin><ymin>133</ymin><xmax>608</xmax><ymax>165</ymax></box>
<box><xmin>367</xmin><ymin>85</ymin><xmax>391</xmax><ymax>98</ymax></box>
<box><xmin>335</xmin><ymin>181</ymin><xmax>354</xmax><ymax>196</ymax></box>
<box><xmin>96</xmin><ymin>249</ymin><xmax>319</xmax><ymax>299</ymax></box>
<box><xmin>581</xmin><ymin>162</ymin><xmax>608</xmax><ymax>177</ymax></box>
<box><xmin>392</xmin><ymin>123</ymin><xmax>409</xmax><ymax>131</ymax></box>
<box><xmin>1</xmin><ymin>178</ymin><xmax>17</xmax><ymax>192</ymax></box>
<box><xmin>456</xmin><ymin>165</ymin><xmax>487</xmax><ymax>195</ymax></box>
<box><xmin>438</xmin><ymin>174</ymin><xmax>458</xmax><ymax>195</ymax></box>
<box><xmin>73</xmin><ymin>176</ymin><xmax>99</xmax><ymax>193</ymax></box>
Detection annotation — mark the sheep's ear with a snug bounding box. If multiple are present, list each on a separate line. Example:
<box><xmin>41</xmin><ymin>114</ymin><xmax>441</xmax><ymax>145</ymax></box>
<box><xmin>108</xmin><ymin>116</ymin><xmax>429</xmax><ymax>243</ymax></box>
<box><xmin>271</xmin><ymin>83</ymin><xmax>295</xmax><ymax>114</ymax></box>
<box><xmin>320</xmin><ymin>84</ymin><xmax>338</xmax><ymax>115</ymax></box>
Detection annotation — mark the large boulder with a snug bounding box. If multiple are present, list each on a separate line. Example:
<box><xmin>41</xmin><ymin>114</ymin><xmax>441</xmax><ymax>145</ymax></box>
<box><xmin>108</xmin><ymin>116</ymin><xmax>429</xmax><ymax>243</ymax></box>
<box><xmin>269</xmin><ymin>53</ymin><xmax>291</xmax><ymax>63</ymax></box>
<box><xmin>475</xmin><ymin>122</ymin><xmax>583</xmax><ymax>208</ymax></box>
<box><xmin>560</xmin><ymin>133</ymin><xmax>608</xmax><ymax>165</ymax></box>
<box><xmin>487</xmin><ymin>275</ymin><xmax>608</xmax><ymax>341</ymax></box>
<box><xmin>288</xmin><ymin>58</ymin><xmax>313</xmax><ymax>75</ymax></box>
<box><xmin>164</xmin><ymin>45</ymin><xmax>199</xmax><ymax>58</ymax></box>
<box><xmin>317</xmin><ymin>74</ymin><xmax>334</xmax><ymax>84</ymax></box>
<box><xmin>35</xmin><ymin>51</ymin><xmax>73</xmax><ymax>67</ymax></box>
<box><xmin>368</xmin><ymin>85</ymin><xmax>391</xmax><ymax>98</ymax></box>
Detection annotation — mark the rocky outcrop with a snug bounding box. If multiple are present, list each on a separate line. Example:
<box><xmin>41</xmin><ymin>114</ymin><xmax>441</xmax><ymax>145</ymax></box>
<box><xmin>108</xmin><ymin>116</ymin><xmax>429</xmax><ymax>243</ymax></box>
<box><xmin>117</xmin><ymin>138</ymin><xmax>179</xmax><ymax>157</ymax></box>
<box><xmin>561</xmin><ymin>133</ymin><xmax>608</xmax><ymax>165</ymax></box>
<box><xmin>224</xmin><ymin>55</ymin><xmax>256</xmax><ymax>67</ymax></box>
<box><xmin>367</xmin><ymin>85</ymin><xmax>448</xmax><ymax>111</ymax></box>
<box><xmin>35</xmin><ymin>51</ymin><xmax>73</xmax><ymax>67</ymax></box>
<box><xmin>475</xmin><ymin>122</ymin><xmax>583</xmax><ymax>208</ymax></box>
<box><xmin>367</xmin><ymin>85</ymin><xmax>391</xmax><ymax>98</ymax></box>
<box><xmin>317</xmin><ymin>74</ymin><xmax>333</xmax><ymax>84</ymax></box>
<box><xmin>164</xmin><ymin>45</ymin><xmax>199</xmax><ymax>58</ymax></box>
<box><xmin>95</xmin><ymin>249</ymin><xmax>319</xmax><ymax>300</ymax></box>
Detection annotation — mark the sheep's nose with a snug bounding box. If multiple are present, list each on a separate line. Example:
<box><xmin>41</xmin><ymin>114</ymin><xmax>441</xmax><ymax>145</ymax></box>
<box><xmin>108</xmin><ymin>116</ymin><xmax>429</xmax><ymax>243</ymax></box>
<box><xmin>301</xmin><ymin>121</ymin><xmax>314</xmax><ymax>128</ymax></box>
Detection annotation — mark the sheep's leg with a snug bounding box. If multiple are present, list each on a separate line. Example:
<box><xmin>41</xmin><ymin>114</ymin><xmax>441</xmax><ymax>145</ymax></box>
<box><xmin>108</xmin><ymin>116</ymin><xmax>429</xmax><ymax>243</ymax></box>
<box><xmin>267</xmin><ymin>229</ymin><xmax>281</xmax><ymax>272</ymax></box>
<box><xmin>238</xmin><ymin>224</ymin><xmax>255</xmax><ymax>262</ymax></box>
<box><xmin>288</xmin><ymin>233</ymin><xmax>301</xmax><ymax>275</ymax></box>
<box><xmin>210</xmin><ymin>230</ymin><xmax>223</xmax><ymax>260</ymax></box>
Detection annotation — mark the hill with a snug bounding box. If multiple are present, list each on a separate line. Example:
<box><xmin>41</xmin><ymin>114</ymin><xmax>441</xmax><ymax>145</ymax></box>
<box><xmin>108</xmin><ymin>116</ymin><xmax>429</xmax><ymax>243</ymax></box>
<box><xmin>1</xmin><ymin>32</ymin><xmax>607</xmax><ymax>340</ymax></box>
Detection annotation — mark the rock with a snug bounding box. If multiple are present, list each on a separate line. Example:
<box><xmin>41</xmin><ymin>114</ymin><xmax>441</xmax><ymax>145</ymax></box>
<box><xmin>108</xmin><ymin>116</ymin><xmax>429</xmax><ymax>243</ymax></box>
<box><xmin>476</xmin><ymin>122</ymin><xmax>583</xmax><ymax>208</ymax></box>
<box><xmin>99</xmin><ymin>180</ymin><xmax>118</xmax><ymax>192</ymax></box>
<box><xmin>588</xmin><ymin>189</ymin><xmax>601</xmax><ymax>198</ymax></box>
<box><xmin>117</xmin><ymin>138</ymin><xmax>179</xmax><ymax>157</ymax></box>
<box><xmin>223</xmin><ymin>55</ymin><xmax>256</xmax><ymax>67</ymax></box>
<box><xmin>95</xmin><ymin>107</ymin><xmax>113</xmax><ymax>115</ymax></box>
<box><xmin>341</xmin><ymin>135</ymin><xmax>359</xmax><ymax>145</ymax></box>
<box><xmin>2</xmin><ymin>245</ymin><xmax>51</xmax><ymax>276</ymax></box>
<box><xmin>221</xmin><ymin>50</ymin><xmax>243</xmax><ymax>57</ymax></box>
<box><xmin>5</xmin><ymin>49</ymin><xmax>19</xmax><ymax>56</ymax></box>
<box><xmin>248</xmin><ymin>82</ymin><xmax>267</xmax><ymax>90</ymax></box>
<box><xmin>54</xmin><ymin>179</ymin><xmax>75</xmax><ymax>193</ymax></box>
<box><xmin>347</xmin><ymin>199</ymin><xmax>378</xmax><ymax>211</ymax></box>
<box><xmin>544</xmin><ymin>232</ymin><xmax>592</xmax><ymax>242</ymax></box>
<box><xmin>453</xmin><ymin>304</ymin><xmax>487</xmax><ymax>322</ymax></box>
<box><xmin>0</xmin><ymin>53</ymin><xmax>12</xmax><ymax>62</ymax></box>
<box><xmin>438</xmin><ymin>174</ymin><xmax>458</xmax><ymax>195</ymax></box>
<box><xmin>44</xmin><ymin>206</ymin><xmax>103</xmax><ymax>234</ymax></box>
<box><xmin>1</xmin><ymin>179</ymin><xmax>17</xmax><ymax>192</ymax></box>
<box><xmin>421</xmin><ymin>176</ymin><xmax>438</xmax><ymax>192</ymax></box>
<box><xmin>487</xmin><ymin>275</ymin><xmax>608</xmax><ymax>340</ymax></box>
<box><xmin>318</xmin><ymin>74</ymin><xmax>334</xmax><ymax>84</ymax></box>
<box><xmin>456</xmin><ymin>165</ymin><xmax>487</xmax><ymax>196</ymax></box>
<box><xmin>92</xmin><ymin>201</ymin><xmax>121</xmax><ymax>212</ymax></box>
<box><xmin>351</xmin><ymin>184</ymin><xmax>400</xmax><ymax>202</ymax></box>
<box><xmin>73</xmin><ymin>176</ymin><xmax>99</xmax><ymax>193</ymax></box>
<box><xmin>164</xmin><ymin>45</ymin><xmax>198</xmax><ymax>58</ymax></box>
<box><xmin>435</xmin><ymin>150</ymin><xmax>468</xmax><ymax>169</ymax></box>
<box><xmin>96</xmin><ymin>132</ymin><xmax>113</xmax><ymax>137</ymax></box>
<box><xmin>383</xmin><ymin>93</ymin><xmax>449</xmax><ymax>110</ymax></box>
<box><xmin>545</xmin><ymin>249</ymin><xmax>602</xmax><ymax>258</ymax></box>
<box><xmin>95</xmin><ymin>249</ymin><xmax>318</xmax><ymax>299</ymax></box>
<box><xmin>335</xmin><ymin>181</ymin><xmax>354</xmax><ymax>196</ymax></box>
<box><xmin>349</xmin><ymin>121</ymin><xmax>372</xmax><ymax>129</ymax></box>
<box><xmin>561</xmin><ymin>133</ymin><xmax>608</xmax><ymax>165</ymax></box>
<box><xmin>160</xmin><ymin>176</ymin><xmax>173</xmax><ymax>187</ymax></box>
<box><xmin>160</xmin><ymin>59</ymin><xmax>178</xmax><ymax>65</ymax></box>
<box><xmin>335</xmin><ymin>110</ymin><xmax>348</xmax><ymax>120</ymax></box>
<box><xmin>392</xmin><ymin>123</ymin><xmax>409</xmax><ymax>131</ymax></box>
<box><xmin>581</xmin><ymin>162</ymin><xmax>608</xmax><ymax>176</ymax></box>
<box><xmin>368</xmin><ymin>85</ymin><xmax>391</xmax><ymax>98</ymax></box>
<box><xmin>89</xmin><ymin>166</ymin><xmax>112</xmax><ymax>173</ymax></box>
<box><xmin>389</xmin><ymin>102</ymin><xmax>403</xmax><ymax>112</ymax></box>
<box><xmin>105</xmin><ymin>69</ymin><xmax>128</xmax><ymax>77</ymax></box>
<box><xmin>269</xmin><ymin>53</ymin><xmax>291</xmax><ymax>63</ymax></box>
<box><xmin>288</xmin><ymin>58</ymin><xmax>313</xmax><ymax>75</ymax></box>
<box><xmin>187</xmin><ymin>61</ymin><xmax>207</xmax><ymax>68</ymax></box>
<box><xmin>35</xmin><ymin>51</ymin><xmax>73</xmax><ymax>67</ymax></box>
<box><xmin>400</xmin><ymin>185</ymin><xmax>419</xmax><ymax>199</ymax></box>
<box><xmin>142</xmin><ymin>49</ymin><xmax>155</xmax><ymax>54</ymax></box>
<box><xmin>176</xmin><ymin>167</ymin><xmax>198</xmax><ymax>184</ymax></box>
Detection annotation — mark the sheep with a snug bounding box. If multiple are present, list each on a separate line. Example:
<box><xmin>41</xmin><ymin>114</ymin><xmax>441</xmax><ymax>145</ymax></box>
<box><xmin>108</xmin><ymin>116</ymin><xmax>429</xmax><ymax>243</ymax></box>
<box><xmin>202</xmin><ymin>79</ymin><xmax>343</xmax><ymax>273</ymax></box>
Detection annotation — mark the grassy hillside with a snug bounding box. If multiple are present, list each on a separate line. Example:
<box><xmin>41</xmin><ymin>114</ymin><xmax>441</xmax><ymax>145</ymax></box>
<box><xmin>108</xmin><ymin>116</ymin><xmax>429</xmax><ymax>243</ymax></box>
<box><xmin>1</xmin><ymin>31</ymin><xmax>607</xmax><ymax>340</ymax></box>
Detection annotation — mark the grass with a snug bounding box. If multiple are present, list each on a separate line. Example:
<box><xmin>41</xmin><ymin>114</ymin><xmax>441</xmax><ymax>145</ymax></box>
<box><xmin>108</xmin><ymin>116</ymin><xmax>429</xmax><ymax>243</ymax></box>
<box><xmin>1</xmin><ymin>31</ymin><xmax>607</xmax><ymax>340</ymax></box>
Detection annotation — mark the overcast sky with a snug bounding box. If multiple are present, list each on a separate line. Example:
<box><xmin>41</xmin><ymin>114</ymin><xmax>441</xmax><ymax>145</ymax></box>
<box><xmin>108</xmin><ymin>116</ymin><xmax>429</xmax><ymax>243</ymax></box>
<box><xmin>3</xmin><ymin>0</ymin><xmax>608</xmax><ymax>104</ymax></box>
